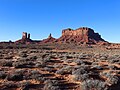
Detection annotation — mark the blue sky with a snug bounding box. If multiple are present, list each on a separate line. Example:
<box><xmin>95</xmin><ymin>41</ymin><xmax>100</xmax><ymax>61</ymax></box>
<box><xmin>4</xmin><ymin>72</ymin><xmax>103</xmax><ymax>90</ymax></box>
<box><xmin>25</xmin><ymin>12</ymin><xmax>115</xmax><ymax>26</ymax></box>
<box><xmin>0</xmin><ymin>0</ymin><xmax>120</xmax><ymax>43</ymax></box>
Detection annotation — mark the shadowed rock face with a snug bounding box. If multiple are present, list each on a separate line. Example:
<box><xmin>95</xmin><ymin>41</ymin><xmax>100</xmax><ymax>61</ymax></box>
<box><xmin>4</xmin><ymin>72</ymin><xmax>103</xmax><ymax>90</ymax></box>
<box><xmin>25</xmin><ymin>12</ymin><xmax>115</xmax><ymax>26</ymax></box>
<box><xmin>57</xmin><ymin>27</ymin><xmax>105</xmax><ymax>44</ymax></box>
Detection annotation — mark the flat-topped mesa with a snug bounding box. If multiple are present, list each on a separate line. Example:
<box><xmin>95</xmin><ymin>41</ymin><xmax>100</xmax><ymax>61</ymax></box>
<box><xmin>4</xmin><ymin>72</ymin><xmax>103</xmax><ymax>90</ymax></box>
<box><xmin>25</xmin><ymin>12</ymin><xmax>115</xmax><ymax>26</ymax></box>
<box><xmin>62</xmin><ymin>27</ymin><xmax>88</xmax><ymax>36</ymax></box>
<box><xmin>58</xmin><ymin>27</ymin><xmax>105</xmax><ymax>44</ymax></box>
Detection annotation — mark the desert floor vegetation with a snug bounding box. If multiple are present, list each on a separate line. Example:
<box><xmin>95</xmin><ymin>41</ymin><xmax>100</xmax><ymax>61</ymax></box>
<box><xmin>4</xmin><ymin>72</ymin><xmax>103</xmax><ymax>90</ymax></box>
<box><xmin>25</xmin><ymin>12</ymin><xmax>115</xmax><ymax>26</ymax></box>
<box><xmin>0</xmin><ymin>44</ymin><xmax>120</xmax><ymax>90</ymax></box>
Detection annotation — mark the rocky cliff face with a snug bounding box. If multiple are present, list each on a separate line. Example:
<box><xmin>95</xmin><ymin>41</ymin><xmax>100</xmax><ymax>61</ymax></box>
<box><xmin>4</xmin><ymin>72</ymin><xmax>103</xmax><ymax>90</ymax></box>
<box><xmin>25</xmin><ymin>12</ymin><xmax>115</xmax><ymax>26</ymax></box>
<box><xmin>57</xmin><ymin>27</ymin><xmax>105</xmax><ymax>44</ymax></box>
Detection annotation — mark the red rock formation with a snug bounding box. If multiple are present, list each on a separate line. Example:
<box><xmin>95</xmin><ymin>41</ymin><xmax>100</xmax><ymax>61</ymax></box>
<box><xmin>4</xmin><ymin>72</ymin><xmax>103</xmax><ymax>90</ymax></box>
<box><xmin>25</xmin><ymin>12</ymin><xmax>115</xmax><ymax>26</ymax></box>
<box><xmin>22</xmin><ymin>32</ymin><xmax>27</xmax><ymax>39</ymax></box>
<box><xmin>15</xmin><ymin>32</ymin><xmax>33</xmax><ymax>44</ymax></box>
<box><xmin>15</xmin><ymin>27</ymin><xmax>107</xmax><ymax>45</ymax></box>
<box><xmin>41</xmin><ymin>33</ymin><xmax>56</xmax><ymax>43</ymax></box>
<box><xmin>57</xmin><ymin>27</ymin><xmax>106</xmax><ymax>44</ymax></box>
<box><xmin>28</xmin><ymin>33</ymin><xmax>30</xmax><ymax>39</ymax></box>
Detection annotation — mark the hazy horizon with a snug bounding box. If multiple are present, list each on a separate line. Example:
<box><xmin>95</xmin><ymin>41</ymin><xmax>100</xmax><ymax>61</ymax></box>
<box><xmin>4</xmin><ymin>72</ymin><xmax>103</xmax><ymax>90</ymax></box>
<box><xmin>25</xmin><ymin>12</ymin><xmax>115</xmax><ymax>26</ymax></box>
<box><xmin>0</xmin><ymin>0</ymin><xmax>120</xmax><ymax>43</ymax></box>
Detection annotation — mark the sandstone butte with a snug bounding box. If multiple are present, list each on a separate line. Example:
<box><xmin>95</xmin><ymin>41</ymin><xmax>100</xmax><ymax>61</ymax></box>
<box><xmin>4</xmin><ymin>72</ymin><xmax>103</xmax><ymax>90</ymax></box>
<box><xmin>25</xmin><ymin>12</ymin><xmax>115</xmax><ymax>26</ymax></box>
<box><xmin>15</xmin><ymin>27</ymin><xmax>108</xmax><ymax>44</ymax></box>
<box><xmin>15</xmin><ymin>32</ymin><xmax>33</xmax><ymax>44</ymax></box>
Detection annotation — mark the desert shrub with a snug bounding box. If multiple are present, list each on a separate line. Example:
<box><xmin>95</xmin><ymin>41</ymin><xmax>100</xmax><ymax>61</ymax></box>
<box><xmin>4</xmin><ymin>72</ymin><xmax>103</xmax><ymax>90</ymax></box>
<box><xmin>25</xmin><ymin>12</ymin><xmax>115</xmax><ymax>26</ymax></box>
<box><xmin>100</xmin><ymin>72</ymin><xmax>120</xmax><ymax>85</ymax></box>
<box><xmin>53</xmin><ymin>64</ymin><xmax>63</xmax><ymax>68</ymax></box>
<box><xmin>106</xmin><ymin>75</ymin><xmax>119</xmax><ymax>85</ymax></box>
<box><xmin>18</xmin><ymin>50</ymin><xmax>28</xmax><ymax>58</ymax></box>
<box><xmin>0</xmin><ymin>54</ymin><xmax>4</xmax><ymax>59</ymax></box>
<box><xmin>35</xmin><ymin>58</ymin><xmax>47</xmax><ymax>67</ymax></box>
<box><xmin>87</xmin><ymin>45</ymin><xmax>93</xmax><ymax>48</ymax></box>
<box><xmin>100</xmin><ymin>72</ymin><xmax>109</xmax><ymax>77</ymax></box>
<box><xmin>6</xmin><ymin>72</ymin><xmax>23</xmax><ymax>81</ymax></box>
<box><xmin>75</xmin><ymin>65</ymin><xmax>90</xmax><ymax>71</ymax></box>
<box><xmin>0</xmin><ymin>71</ymin><xmax>7</xmax><ymax>79</ymax></box>
<box><xmin>20</xmin><ymin>53</ymin><xmax>28</xmax><ymax>58</ymax></box>
<box><xmin>108</xmin><ymin>59</ymin><xmax>120</xmax><ymax>64</ymax></box>
<box><xmin>35</xmin><ymin>62</ymin><xmax>46</xmax><ymax>68</ymax></box>
<box><xmin>93</xmin><ymin>59</ymin><xmax>101</xmax><ymax>62</ymax></box>
<box><xmin>19</xmin><ymin>50</ymin><xmax>28</xmax><ymax>54</ymax></box>
<box><xmin>3</xmin><ymin>55</ymin><xmax>13</xmax><ymax>59</ymax></box>
<box><xmin>44</xmin><ymin>66</ymin><xmax>54</xmax><ymax>72</ymax></box>
<box><xmin>72</xmin><ymin>66</ymin><xmax>90</xmax><ymax>82</ymax></box>
<box><xmin>72</xmin><ymin>68</ymin><xmax>86</xmax><ymax>75</ymax></box>
<box><xmin>14</xmin><ymin>58</ymin><xmax>29</xmax><ymax>62</ymax></box>
<box><xmin>36</xmin><ymin>57</ymin><xmax>43</xmax><ymax>61</ymax></box>
<box><xmin>6</xmin><ymin>69</ymin><xmax>25</xmax><ymax>81</ymax></box>
<box><xmin>13</xmin><ymin>60</ymin><xmax>35</xmax><ymax>68</ymax></box>
<box><xmin>81</xmin><ymin>79</ymin><xmax>108</xmax><ymax>90</ymax></box>
<box><xmin>75</xmin><ymin>59</ymin><xmax>85</xmax><ymax>65</ymax></box>
<box><xmin>30</xmin><ymin>70</ymin><xmax>41</xmax><ymax>75</ymax></box>
<box><xmin>108</xmin><ymin>55</ymin><xmax>120</xmax><ymax>59</ymax></box>
<box><xmin>1</xmin><ymin>60</ymin><xmax>13</xmax><ymax>67</ymax></box>
<box><xmin>35</xmin><ymin>62</ymin><xmax>42</xmax><ymax>67</ymax></box>
<box><xmin>107</xmin><ymin>65</ymin><xmax>118</xmax><ymax>70</ymax></box>
<box><xmin>28</xmin><ymin>70</ymin><xmax>45</xmax><ymax>82</ymax></box>
<box><xmin>79</xmin><ymin>54</ymin><xmax>87</xmax><ymax>59</ymax></box>
<box><xmin>27</xmin><ymin>55</ymin><xmax>37</xmax><ymax>61</ymax></box>
<box><xmin>56</xmin><ymin>69</ymin><xmax>64</xmax><ymax>75</ymax></box>
<box><xmin>44</xmin><ymin>85</ymin><xmax>60</xmax><ymax>90</ymax></box>
<box><xmin>99</xmin><ymin>55</ymin><xmax>108</xmax><ymax>60</ymax></box>
<box><xmin>61</xmin><ymin>53</ymin><xmax>69</xmax><ymax>60</ymax></box>
<box><xmin>91</xmin><ymin>65</ymin><xmax>103</xmax><ymax>70</ymax></box>
<box><xmin>66</xmin><ymin>55</ymin><xmax>74</xmax><ymax>59</ymax></box>
<box><xmin>43</xmin><ymin>80</ymin><xmax>61</xmax><ymax>90</ymax></box>
<box><xmin>19</xmin><ymin>81</ymin><xmax>31</xmax><ymax>90</ymax></box>
<box><xmin>38</xmin><ymin>55</ymin><xmax>52</xmax><ymax>63</ymax></box>
<box><xmin>1</xmin><ymin>81</ymin><xmax>17</xmax><ymax>90</ymax></box>
<box><xmin>56</xmin><ymin>66</ymin><xmax>73</xmax><ymax>75</ymax></box>
<box><xmin>15</xmin><ymin>69</ymin><xmax>26</xmax><ymax>73</ymax></box>
<box><xmin>91</xmin><ymin>62</ymin><xmax>99</xmax><ymax>65</ymax></box>
<box><xmin>72</xmin><ymin>66</ymin><xmax>88</xmax><ymax>75</ymax></box>
<box><xmin>37</xmin><ymin>76</ymin><xmax>46</xmax><ymax>82</ymax></box>
<box><xmin>83</xmin><ymin>61</ymin><xmax>92</xmax><ymax>65</ymax></box>
<box><xmin>58</xmin><ymin>55</ymin><xmax>65</xmax><ymax>60</ymax></box>
<box><xmin>45</xmin><ymin>79</ymin><xmax>59</xmax><ymax>86</ymax></box>
<box><xmin>65</xmin><ymin>59</ymin><xmax>74</xmax><ymax>63</ymax></box>
<box><xmin>29</xmin><ymin>50</ymin><xmax>39</xmax><ymax>53</ymax></box>
<box><xmin>79</xmin><ymin>53</ymin><xmax>92</xmax><ymax>59</ymax></box>
<box><xmin>109</xmin><ymin>70</ymin><xmax>117</xmax><ymax>74</ymax></box>
<box><xmin>94</xmin><ymin>54</ymin><xmax>108</xmax><ymax>60</ymax></box>
<box><xmin>73</xmin><ymin>73</ymin><xmax>89</xmax><ymax>82</ymax></box>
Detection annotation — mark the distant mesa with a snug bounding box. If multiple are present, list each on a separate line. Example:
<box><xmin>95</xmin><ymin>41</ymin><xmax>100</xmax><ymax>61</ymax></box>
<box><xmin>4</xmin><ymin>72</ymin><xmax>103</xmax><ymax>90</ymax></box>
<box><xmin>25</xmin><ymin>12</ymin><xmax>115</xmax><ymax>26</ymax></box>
<box><xmin>57</xmin><ymin>27</ymin><xmax>106</xmax><ymax>44</ymax></box>
<box><xmin>14</xmin><ymin>27</ymin><xmax>107</xmax><ymax>44</ymax></box>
